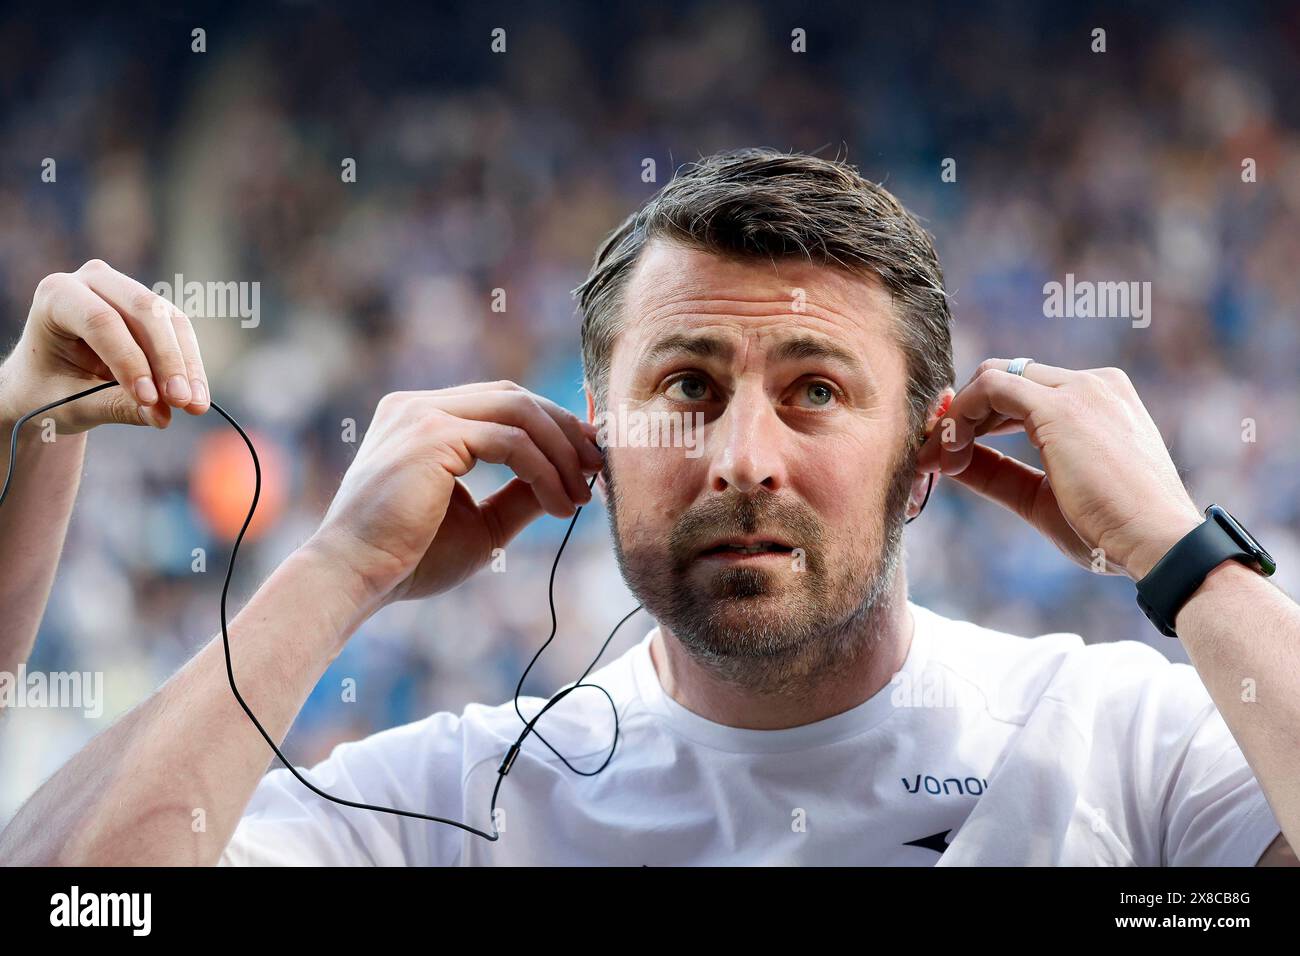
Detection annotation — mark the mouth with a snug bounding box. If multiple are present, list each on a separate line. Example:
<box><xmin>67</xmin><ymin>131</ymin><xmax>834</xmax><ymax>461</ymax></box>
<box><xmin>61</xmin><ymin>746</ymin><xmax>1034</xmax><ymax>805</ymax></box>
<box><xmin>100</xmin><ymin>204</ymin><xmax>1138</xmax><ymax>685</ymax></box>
<box><xmin>696</xmin><ymin>536</ymin><xmax>796</xmax><ymax>562</ymax></box>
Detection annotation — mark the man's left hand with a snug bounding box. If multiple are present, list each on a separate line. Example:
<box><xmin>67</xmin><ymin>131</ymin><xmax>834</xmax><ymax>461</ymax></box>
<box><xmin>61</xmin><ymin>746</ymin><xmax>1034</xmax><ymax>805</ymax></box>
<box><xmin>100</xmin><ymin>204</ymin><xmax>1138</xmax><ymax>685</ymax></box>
<box><xmin>916</xmin><ymin>359</ymin><xmax>1203</xmax><ymax>581</ymax></box>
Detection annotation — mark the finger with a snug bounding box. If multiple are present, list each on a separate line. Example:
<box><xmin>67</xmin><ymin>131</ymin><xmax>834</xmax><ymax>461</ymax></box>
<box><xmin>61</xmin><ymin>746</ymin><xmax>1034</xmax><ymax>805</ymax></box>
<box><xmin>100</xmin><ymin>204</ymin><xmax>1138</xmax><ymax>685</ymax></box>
<box><xmin>935</xmin><ymin>370</ymin><xmax>1048</xmax><ymax>475</ymax></box>
<box><xmin>97</xmin><ymin>389</ymin><xmax>172</xmax><ymax>429</ymax></box>
<box><xmin>37</xmin><ymin>273</ymin><xmax>157</xmax><ymax>406</ymax></box>
<box><xmin>960</xmin><ymin>358</ymin><xmax>1075</xmax><ymax>390</ymax></box>
<box><xmin>941</xmin><ymin>356</ymin><xmax>1068</xmax><ymax>453</ymax></box>
<box><xmin>59</xmin><ymin>339</ymin><xmax>115</xmax><ymax>383</ymax></box>
<box><xmin>76</xmin><ymin>260</ymin><xmax>192</xmax><ymax>407</ymax></box>
<box><xmin>136</xmin><ymin>397</ymin><xmax>172</xmax><ymax>429</ymax></box>
<box><xmin>981</xmin><ymin>415</ymin><xmax>1024</xmax><ymax>437</ymax></box>
<box><xmin>944</xmin><ymin>442</ymin><xmax>1045</xmax><ymax>524</ymax></box>
<box><xmin>918</xmin><ymin>410</ymin><xmax>1025</xmax><ymax>472</ymax></box>
<box><xmin>459</xmin><ymin>418</ymin><xmax>577</xmax><ymax>518</ymax></box>
<box><xmin>527</xmin><ymin>393</ymin><xmax>604</xmax><ymax>469</ymax></box>
<box><xmin>168</xmin><ymin>308</ymin><xmax>210</xmax><ymax>415</ymax></box>
<box><xmin>948</xmin><ymin>443</ymin><xmax>1112</xmax><ymax>571</ymax></box>
<box><xmin>478</xmin><ymin>477</ymin><xmax>547</xmax><ymax>546</ymax></box>
<box><xmin>435</xmin><ymin>391</ymin><xmax>593</xmax><ymax>505</ymax></box>
<box><xmin>430</xmin><ymin>381</ymin><xmax>603</xmax><ymax>467</ymax></box>
<box><xmin>73</xmin><ymin>384</ymin><xmax>169</xmax><ymax>429</ymax></box>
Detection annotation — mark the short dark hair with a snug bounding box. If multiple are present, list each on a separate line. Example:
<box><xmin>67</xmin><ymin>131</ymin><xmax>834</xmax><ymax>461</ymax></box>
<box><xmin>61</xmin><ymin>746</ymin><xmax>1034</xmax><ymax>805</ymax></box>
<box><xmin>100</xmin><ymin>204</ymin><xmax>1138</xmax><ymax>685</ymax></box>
<box><xmin>573</xmin><ymin>147</ymin><xmax>954</xmax><ymax>435</ymax></box>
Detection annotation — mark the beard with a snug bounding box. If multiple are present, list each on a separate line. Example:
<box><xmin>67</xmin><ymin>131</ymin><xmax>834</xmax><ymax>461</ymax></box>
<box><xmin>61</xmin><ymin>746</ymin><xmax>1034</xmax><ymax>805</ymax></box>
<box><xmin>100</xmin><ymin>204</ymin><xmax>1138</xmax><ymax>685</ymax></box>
<box><xmin>604</xmin><ymin>439</ymin><xmax>917</xmax><ymax>697</ymax></box>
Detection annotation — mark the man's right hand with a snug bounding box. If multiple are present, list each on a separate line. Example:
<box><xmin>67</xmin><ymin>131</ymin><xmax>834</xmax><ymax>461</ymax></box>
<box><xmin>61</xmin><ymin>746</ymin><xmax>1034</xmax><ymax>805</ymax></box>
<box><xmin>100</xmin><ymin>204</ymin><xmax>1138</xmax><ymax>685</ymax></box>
<box><xmin>305</xmin><ymin>382</ymin><xmax>605</xmax><ymax>613</ymax></box>
<box><xmin>0</xmin><ymin>258</ymin><xmax>209</xmax><ymax>433</ymax></box>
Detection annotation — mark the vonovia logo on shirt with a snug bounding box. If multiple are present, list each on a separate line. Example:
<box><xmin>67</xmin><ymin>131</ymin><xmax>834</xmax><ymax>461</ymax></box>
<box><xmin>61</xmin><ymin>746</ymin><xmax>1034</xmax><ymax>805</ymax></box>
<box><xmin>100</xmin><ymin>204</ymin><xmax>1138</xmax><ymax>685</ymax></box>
<box><xmin>902</xmin><ymin>774</ymin><xmax>989</xmax><ymax>796</ymax></box>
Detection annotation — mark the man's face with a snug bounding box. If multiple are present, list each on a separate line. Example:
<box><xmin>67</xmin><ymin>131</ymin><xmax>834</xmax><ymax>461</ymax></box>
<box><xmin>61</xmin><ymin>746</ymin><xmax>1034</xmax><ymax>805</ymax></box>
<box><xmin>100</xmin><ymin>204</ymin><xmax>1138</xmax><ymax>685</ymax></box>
<box><xmin>590</xmin><ymin>240</ymin><xmax>924</xmax><ymax>685</ymax></box>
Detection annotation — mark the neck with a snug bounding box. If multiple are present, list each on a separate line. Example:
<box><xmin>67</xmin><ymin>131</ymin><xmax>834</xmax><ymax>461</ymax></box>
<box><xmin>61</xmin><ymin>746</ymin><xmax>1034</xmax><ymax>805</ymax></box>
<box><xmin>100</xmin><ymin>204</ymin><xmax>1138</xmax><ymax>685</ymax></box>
<box><xmin>649</xmin><ymin>569</ymin><xmax>915</xmax><ymax>730</ymax></box>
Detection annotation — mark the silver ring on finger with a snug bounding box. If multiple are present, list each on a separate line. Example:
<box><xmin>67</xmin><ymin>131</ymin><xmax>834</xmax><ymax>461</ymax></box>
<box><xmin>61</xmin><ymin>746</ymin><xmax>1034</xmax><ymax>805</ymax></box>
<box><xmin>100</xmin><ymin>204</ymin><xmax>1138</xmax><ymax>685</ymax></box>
<box><xmin>1006</xmin><ymin>357</ymin><xmax>1035</xmax><ymax>377</ymax></box>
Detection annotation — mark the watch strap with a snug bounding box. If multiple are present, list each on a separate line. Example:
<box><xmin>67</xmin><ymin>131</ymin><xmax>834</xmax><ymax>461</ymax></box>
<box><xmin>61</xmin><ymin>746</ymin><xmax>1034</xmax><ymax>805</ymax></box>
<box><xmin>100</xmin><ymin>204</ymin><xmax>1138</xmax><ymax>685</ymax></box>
<box><xmin>1135</xmin><ymin>513</ymin><xmax>1251</xmax><ymax>638</ymax></box>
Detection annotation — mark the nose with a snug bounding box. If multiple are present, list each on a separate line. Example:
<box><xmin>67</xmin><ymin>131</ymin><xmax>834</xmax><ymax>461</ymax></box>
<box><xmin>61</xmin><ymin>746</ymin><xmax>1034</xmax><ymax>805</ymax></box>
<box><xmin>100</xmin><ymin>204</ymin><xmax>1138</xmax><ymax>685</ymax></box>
<box><xmin>705</xmin><ymin>384</ymin><xmax>789</xmax><ymax>495</ymax></box>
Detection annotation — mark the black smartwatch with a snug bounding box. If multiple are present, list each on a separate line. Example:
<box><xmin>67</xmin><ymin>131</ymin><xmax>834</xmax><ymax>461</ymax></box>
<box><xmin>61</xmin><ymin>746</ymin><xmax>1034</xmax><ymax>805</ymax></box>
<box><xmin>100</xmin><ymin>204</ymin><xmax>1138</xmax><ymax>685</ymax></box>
<box><xmin>1135</xmin><ymin>504</ymin><xmax>1276</xmax><ymax>638</ymax></box>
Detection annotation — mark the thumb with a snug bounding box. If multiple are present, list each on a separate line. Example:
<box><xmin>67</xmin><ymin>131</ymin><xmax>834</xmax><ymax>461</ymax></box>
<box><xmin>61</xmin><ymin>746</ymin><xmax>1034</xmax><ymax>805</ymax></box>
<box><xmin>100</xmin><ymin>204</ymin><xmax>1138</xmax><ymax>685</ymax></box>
<box><xmin>946</xmin><ymin>442</ymin><xmax>1045</xmax><ymax>524</ymax></box>
<box><xmin>479</xmin><ymin>476</ymin><xmax>547</xmax><ymax>547</ymax></box>
<box><xmin>94</xmin><ymin>386</ymin><xmax>171</xmax><ymax>430</ymax></box>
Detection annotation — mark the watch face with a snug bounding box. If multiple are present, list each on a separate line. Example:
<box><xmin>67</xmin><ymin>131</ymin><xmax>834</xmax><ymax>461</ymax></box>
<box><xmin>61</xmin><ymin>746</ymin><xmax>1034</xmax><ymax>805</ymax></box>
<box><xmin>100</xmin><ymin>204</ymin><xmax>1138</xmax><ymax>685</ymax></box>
<box><xmin>1212</xmin><ymin>506</ymin><xmax>1277</xmax><ymax>576</ymax></box>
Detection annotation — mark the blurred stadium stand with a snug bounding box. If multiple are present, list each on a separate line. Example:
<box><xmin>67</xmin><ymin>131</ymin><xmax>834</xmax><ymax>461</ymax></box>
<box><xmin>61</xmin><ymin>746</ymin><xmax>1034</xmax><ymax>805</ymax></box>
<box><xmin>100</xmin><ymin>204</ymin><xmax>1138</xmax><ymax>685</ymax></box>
<box><xmin>2</xmin><ymin>0</ymin><xmax>1299</xmax><ymax>822</ymax></box>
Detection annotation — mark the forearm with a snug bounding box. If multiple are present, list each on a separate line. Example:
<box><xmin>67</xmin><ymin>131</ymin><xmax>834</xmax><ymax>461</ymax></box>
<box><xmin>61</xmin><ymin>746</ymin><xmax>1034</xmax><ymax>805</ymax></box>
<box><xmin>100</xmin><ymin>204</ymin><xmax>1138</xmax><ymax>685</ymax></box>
<box><xmin>1173</xmin><ymin>562</ymin><xmax>1300</xmax><ymax>848</ymax></box>
<box><xmin>0</xmin><ymin>541</ymin><xmax>373</xmax><ymax>865</ymax></box>
<box><xmin>0</xmin><ymin>413</ymin><xmax>88</xmax><ymax>677</ymax></box>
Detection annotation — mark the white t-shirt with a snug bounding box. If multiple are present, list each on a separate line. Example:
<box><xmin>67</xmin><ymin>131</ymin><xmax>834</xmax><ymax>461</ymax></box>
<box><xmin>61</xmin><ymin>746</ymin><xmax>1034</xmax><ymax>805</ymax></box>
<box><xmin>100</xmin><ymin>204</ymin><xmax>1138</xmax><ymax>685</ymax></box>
<box><xmin>219</xmin><ymin>601</ymin><xmax>1282</xmax><ymax>866</ymax></box>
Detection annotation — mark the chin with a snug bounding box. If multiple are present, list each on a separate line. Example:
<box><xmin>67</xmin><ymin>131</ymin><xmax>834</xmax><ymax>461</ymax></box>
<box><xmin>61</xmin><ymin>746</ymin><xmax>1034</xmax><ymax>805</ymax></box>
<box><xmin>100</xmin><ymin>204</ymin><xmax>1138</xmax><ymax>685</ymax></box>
<box><xmin>693</xmin><ymin>588</ymin><xmax>818</xmax><ymax>646</ymax></box>
<box><xmin>694</xmin><ymin>562</ymin><xmax>789</xmax><ymax>596</ymax></box>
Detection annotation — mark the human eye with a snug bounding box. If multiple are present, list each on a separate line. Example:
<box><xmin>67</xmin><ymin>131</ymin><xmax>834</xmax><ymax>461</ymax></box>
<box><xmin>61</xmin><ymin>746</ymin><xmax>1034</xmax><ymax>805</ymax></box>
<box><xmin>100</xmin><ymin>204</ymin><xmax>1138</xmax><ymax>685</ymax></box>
<box><xmin>663</xmin><ymin>373</ymin><xmax>716</xmax><ymax>403</ymax></box>
<box><xmin>788</xmin><ymin>378</ymin><xmax>842</xmax><ymax>409</ymax></box>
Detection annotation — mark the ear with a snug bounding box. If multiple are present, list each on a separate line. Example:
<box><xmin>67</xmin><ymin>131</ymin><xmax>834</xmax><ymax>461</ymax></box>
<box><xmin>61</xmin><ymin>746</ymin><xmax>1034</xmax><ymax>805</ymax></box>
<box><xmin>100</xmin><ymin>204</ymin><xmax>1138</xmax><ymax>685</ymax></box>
<box><xmin>906</xmin><ymin>387</ymin><xmax>956</xmax><ymax>519</ymax></box>
<box><xmin>585</xmin><ymin>383</ymin><xmax>608</xmax><ymax>503</ymax></box>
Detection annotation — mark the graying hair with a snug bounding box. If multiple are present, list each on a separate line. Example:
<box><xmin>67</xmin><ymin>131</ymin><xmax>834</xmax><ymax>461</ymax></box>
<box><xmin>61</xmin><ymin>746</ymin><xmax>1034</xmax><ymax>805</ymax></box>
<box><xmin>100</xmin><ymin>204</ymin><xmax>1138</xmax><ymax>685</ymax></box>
<box><xmin>573</xmin><ymin>147</ymin><xmax>954</xmax><ymax>437</ymax></box>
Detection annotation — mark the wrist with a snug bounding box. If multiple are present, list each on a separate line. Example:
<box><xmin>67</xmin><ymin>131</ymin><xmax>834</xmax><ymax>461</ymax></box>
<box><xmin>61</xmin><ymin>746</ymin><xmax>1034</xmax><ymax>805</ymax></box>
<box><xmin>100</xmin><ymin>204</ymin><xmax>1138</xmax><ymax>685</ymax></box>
<box><xmin>1175</xmin><ymin>557</ymin><xmax>1257</xmax><ymax>627</ymax></box>
<box><xmin>277</xmin><ymin>545</ymin><xmax>371</xmax><ymax>661</ymax></box>
<box><xmin>294</xmin><ymin>532</ymin><xmax>393</xmax><ymax>632</ymax></box>
<box><xmin>0</xmin><ymin>381</ymin><xmax>87</xmax><ymax>472</ymax></box>
<box><xmin>1118</xmin><ymin>507</ymin><xmax>1204</xmax><ymax>582</ymax></box>
<box><xmin>0</xmin><ymin>360</ymin><xmax>46</xmax><ymax>444</ymax></box>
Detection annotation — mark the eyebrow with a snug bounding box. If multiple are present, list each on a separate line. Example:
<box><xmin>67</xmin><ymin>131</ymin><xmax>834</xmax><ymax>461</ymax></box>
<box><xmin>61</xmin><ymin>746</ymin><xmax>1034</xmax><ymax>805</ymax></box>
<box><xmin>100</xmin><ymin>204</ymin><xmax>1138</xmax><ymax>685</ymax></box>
<box><xmin>639</xmin><ymin>332</ymin><xmax>870</xmax><ymax>380</ymax></box>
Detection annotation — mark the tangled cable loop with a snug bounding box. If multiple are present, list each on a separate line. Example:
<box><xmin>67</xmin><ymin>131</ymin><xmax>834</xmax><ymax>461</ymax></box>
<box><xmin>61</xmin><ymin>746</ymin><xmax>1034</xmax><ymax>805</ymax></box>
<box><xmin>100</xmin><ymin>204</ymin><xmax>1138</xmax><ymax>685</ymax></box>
<box><xmin>1</xmin><ymin>381</ymin><xmax>641</xmax><ymax>842</ymax></box>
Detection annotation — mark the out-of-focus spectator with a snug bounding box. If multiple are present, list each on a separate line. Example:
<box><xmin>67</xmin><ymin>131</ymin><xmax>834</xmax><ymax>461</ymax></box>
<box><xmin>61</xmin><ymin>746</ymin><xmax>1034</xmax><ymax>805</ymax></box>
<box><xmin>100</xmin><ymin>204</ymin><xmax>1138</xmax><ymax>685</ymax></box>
<box><xmin>3</xmin><ymin>1</ymin><xmax>1298</xmax><ymax>824</ymax></box>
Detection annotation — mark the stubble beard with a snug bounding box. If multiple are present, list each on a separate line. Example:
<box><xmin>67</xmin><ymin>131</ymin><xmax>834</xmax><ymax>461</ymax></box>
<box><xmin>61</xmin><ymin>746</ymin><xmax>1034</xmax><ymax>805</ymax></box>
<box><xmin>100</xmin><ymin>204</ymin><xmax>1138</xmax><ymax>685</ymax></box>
<box><xmin>605</xmin><ymin>442</ymin><xmax>916</xmax><ymax>698</ymax></box>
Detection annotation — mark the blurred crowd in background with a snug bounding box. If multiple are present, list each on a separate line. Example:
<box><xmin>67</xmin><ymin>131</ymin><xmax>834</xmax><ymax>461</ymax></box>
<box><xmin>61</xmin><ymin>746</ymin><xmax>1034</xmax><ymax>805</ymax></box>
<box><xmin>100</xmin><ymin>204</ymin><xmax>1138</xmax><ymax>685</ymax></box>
<box><xmin>2</xmin><ymin>0</ymin><xmax>1299</xmax><ymax>822</ymax></box>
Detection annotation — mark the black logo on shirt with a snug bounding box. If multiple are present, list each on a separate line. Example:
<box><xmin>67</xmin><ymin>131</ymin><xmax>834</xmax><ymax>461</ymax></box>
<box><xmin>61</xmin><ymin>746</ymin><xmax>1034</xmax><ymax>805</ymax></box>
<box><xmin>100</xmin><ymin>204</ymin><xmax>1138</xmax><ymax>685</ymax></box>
<box><xmin>901</xmin><ymin>774</ymin><xmax>988</xmax><ymax>796</ymax></box>
<box><xmin>903</xmin><ymin>830</ymin><xmax>953</xmax><ymax>855</ymax></box>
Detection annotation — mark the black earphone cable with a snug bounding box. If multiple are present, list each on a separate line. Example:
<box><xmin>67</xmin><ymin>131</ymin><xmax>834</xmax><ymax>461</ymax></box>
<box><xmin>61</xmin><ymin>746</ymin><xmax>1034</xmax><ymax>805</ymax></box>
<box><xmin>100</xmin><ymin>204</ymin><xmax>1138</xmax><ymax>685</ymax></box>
<box><xmin>1</xmin><ymin>381</ymin><xmax>640</xmax><ymax>842</ymax></box>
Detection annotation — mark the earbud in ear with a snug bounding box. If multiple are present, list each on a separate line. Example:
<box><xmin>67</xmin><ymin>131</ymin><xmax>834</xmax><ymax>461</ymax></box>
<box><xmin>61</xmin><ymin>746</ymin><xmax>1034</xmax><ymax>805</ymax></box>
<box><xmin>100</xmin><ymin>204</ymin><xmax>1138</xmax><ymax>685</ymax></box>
<box><xmin>905</xmin><ymin>472</ymin><xmax>935</xmax><ymax>525</ymax></box>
